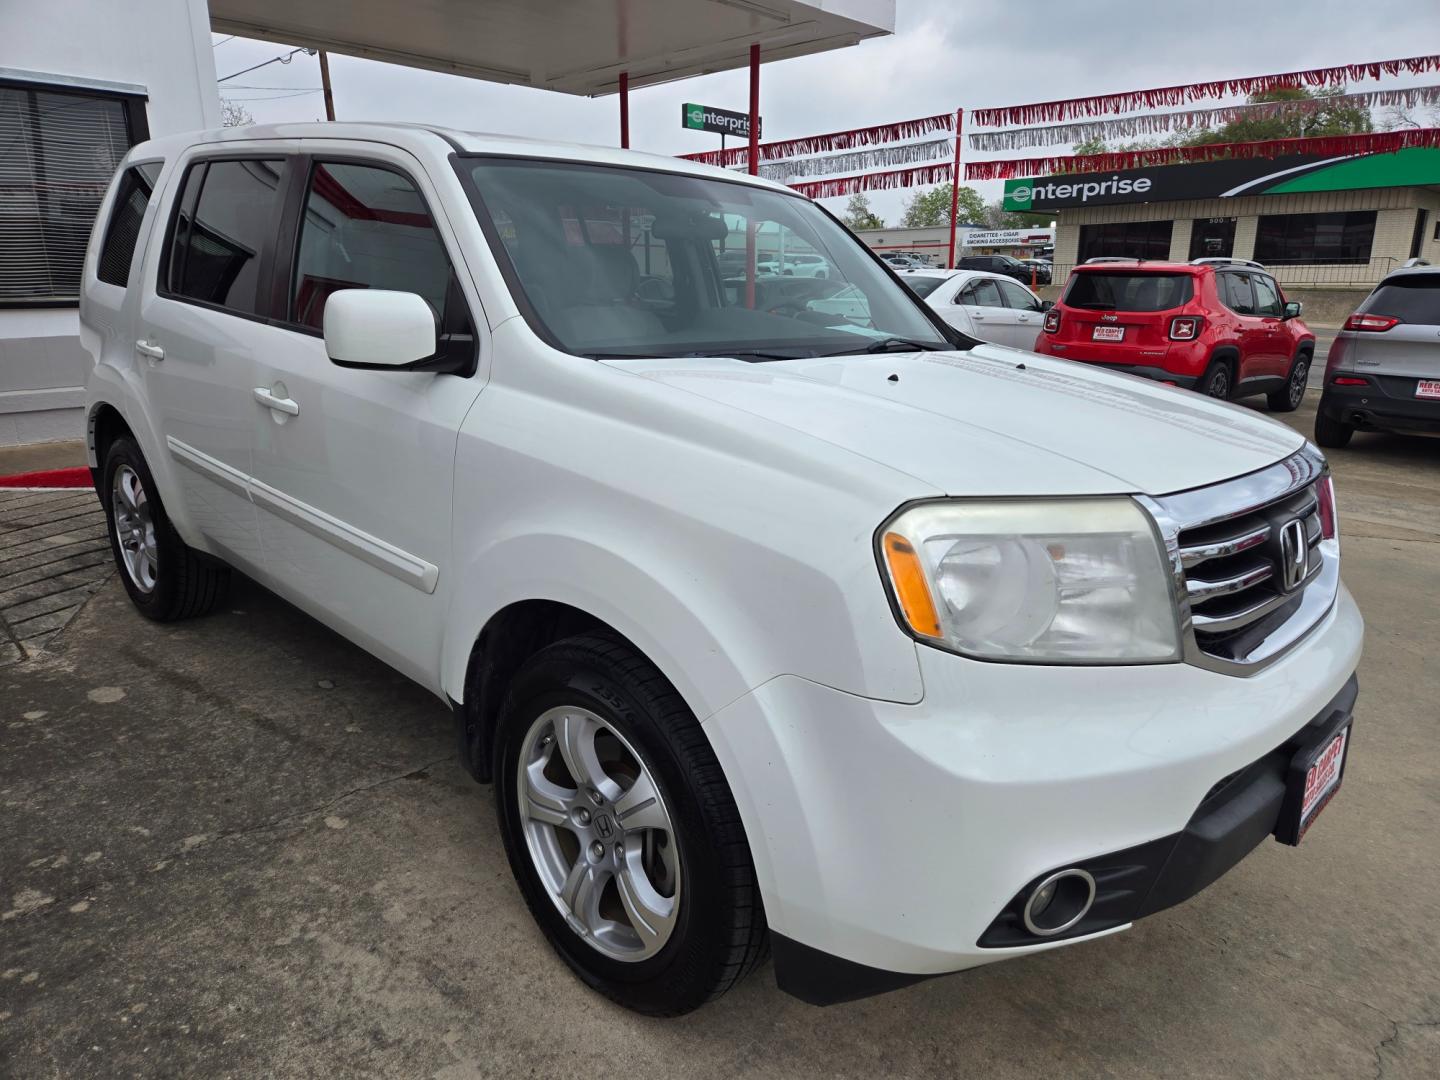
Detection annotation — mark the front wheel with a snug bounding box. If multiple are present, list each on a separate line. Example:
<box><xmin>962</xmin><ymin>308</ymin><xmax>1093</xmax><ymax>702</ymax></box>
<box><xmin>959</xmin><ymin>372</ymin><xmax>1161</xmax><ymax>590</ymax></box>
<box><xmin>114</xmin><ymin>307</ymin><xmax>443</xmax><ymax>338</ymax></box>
<box><xmin>1268</xmin><ymin>352</ymin><xmax>1311</xmax><ymax>412</ymax></box>
<box><xmin>1197</xmin><ymin>360</ymin><xmax>1233</xmax><ymax>400</ymax></box>
<box><xmin>494</xmin><ymin>632</ymin><xmax>767</xmax><ymax>1015</ymax></box>
<box><xmin>1315</xmin><ymin>409</ymin><xmax>1355</xmax><ymax>449</ymax></box>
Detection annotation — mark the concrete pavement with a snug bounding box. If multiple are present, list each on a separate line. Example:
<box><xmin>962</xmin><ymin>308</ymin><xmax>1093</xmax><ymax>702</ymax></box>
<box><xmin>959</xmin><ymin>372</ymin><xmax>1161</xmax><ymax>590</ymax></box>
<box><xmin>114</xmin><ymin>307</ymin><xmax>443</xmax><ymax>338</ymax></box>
<box><xmin>1</xmin><ymin>399</ymin><xmax>1438</xmax><ymax>1079</ymax></box>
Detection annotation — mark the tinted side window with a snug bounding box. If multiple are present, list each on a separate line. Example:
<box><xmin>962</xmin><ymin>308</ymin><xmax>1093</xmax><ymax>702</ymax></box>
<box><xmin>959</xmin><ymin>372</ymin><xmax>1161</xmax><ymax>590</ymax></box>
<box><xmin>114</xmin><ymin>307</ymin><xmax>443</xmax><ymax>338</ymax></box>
<box><xmin>997</xmin><ymin>280</ymin><xmax>1040</xmax><ymax>311</ymax></box>
<box><xmin>1252</xmin><ymin>275</ymin><xmax>1283</xmax><ymax>317</ymax></box>
<box><xmin>291</xmin><ymin>161</ymin><xmax>457</xmax><ymax>330</ymax></box>
<box><xmin>963</xmin><ymin>279</ymin><xmax>1004</xmax><ymax>308</ymax></box>
<box><xmin>168</xmin><ymin>159</ymin><xmax>286</xmax><ymax>315</ymax></box>
<box><xmin>97</xmin><ymin>162</ymin><xmax>162</xmax><ymax>287</ymax></box>
<box><xmin>1218</xmin><ymin>273</ymin><xmax>1255</xmax><ymax>315</ymax></box>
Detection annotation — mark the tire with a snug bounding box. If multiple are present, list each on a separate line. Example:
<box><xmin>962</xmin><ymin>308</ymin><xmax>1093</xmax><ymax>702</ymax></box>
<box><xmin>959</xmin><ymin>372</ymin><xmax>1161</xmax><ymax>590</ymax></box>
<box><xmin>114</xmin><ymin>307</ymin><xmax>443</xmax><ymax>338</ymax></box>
<box><xmin>1268</xmin><ymin>350</ymin><xmax>1312</xmax><ymax>412</ymax></box>
<box><xmin>1197</xmin><ymin>359</ymin><xmax>1234</xmax><ymax>400</ymax></box>
<box><xmin>1314</xmin><ymin>408</ymin><xmax>1355</xmax><ymax>449</ymax></box>
<box><xmin>494</xmin><ymin>632</ymin><xmax>767</xmax><ymax>1015</ymax></box>
<box><xmin>101</xmin><ymin>436</ymin><xmax>230</xmax><ymax>620</ymax></box>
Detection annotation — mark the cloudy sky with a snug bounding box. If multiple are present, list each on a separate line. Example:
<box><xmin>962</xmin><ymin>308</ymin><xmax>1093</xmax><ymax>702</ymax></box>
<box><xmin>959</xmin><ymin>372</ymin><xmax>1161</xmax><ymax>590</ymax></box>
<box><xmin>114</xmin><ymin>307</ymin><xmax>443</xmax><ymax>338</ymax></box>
<box><xmin>214</xmin><ymin>0</ymin><xmax>1440</xmax><ymax>222</ymax></box>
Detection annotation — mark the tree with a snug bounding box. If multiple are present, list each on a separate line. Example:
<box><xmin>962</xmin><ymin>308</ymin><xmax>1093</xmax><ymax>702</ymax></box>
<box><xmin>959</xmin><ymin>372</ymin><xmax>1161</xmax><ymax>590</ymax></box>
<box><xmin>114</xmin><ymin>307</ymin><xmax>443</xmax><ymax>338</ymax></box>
<box><xmin>900</xmin><ymin>183</ymin><xmax>987</xmax><ymax>228</ymax></box>
<box><xmin>1183</xmin><ymin>86</ymin><xmax>1371</xmax><ymax>145</ymax></box>
<box><xmin>983</xmin><ymin>200</ymin><xmax>1053</xmax><ymax>230</ymax></box>
<box><xmin>220</xmin><ymin>100</ymin><xmax>254</xmax><ymax>128</ymax></box>
<box><xmin>842</xmin><ymin>192</ymin><xmax>884</xmax><ymax>230</ymax></box>
<box><xmin>1070</xmin><ymin>87</ymin><xmax>1373</xmax><ymax>159</ymax></box>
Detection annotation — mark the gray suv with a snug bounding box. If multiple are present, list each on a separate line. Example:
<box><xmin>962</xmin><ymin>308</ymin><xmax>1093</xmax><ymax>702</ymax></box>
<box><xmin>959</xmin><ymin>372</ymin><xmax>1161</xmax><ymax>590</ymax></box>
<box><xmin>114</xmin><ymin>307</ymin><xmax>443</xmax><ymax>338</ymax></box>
<box><xmin>1317</xmin><ymin>264</ymin><xmax>1440</xmax><ymax>447</ymax></box>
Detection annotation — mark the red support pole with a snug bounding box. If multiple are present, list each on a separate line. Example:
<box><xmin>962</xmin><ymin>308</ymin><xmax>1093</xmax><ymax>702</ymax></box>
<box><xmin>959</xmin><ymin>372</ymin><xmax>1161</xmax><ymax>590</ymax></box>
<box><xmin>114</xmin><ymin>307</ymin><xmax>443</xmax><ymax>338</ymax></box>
<box><xmin>745</xmin><ymin>42</ymin><xmax>760</xmax><ymax>309</ymax></box>
<box><xmin>618</xmin><ymin>71</ymin><xmax>629</xmax><ymax>149</ymax></box>
<box><xmin>947</xmin><ymin>108</ymin><xmax>963</xmax><ymax>269</ymax></box>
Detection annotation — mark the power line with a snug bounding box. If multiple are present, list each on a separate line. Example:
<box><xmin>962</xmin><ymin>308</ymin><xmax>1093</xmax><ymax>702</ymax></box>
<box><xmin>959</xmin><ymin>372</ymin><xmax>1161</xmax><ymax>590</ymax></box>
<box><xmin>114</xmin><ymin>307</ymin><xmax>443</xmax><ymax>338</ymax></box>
<box><xmin>212</xmin><ymin>35</ymin><xmax>236</xmax><ymax>48</ymax></box>
<box><xmin>219</xmin><ymin>47</ymin><xmax>314</xmax><ymax>83</ymax></box>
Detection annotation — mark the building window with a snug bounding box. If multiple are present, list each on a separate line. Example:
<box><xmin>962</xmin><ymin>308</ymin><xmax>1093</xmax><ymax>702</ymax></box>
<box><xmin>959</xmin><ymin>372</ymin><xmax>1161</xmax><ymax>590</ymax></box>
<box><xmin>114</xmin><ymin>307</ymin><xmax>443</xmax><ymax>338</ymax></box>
<box><xmin>1077</xmin><ymin>220</ymin><xmax>1173</xmax><ymax>263</ymax></box>
<box><xmin>1254</xmin><ymin>211</ymin><xmax>1376</xmax><ymax>266</ymax></box>
<box><xmin>0</xmin><ymin>80</ymin><xmax>148</xmax><ymax>305</ymax></box>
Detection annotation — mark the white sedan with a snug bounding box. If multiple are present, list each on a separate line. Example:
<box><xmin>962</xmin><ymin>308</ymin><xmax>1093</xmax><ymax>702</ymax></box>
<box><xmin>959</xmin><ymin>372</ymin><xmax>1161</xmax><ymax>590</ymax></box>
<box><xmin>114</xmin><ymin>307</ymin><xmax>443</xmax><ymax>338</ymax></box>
<box><xmin>899</xmin><ymin>268</ymin><xmax>1049</xmax><ymax>351</ymax></box>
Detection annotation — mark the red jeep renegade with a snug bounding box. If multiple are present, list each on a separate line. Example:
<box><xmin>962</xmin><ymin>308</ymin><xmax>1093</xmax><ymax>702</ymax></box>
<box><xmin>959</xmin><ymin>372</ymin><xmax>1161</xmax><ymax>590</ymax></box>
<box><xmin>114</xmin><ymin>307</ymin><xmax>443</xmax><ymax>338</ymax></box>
<box><xmin>1034</xmin><ymin>259</ymin><xmax>1316</xmax><ymax>410</ymax></box>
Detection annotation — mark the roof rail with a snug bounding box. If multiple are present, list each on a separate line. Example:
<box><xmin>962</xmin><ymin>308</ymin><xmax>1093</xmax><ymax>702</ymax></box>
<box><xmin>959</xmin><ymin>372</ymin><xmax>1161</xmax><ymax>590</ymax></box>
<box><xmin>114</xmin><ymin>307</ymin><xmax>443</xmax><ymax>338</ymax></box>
<box><xmin>1190</xmin><ymin>257</ymin><xmax>1266</xmax><ymax>270</ymax></box>
<box><xmin>1083</xmin><ymin>256</ymin><xmax>1143</xmax><ymax>264</ymax></box>
<box><xmin>1401</xmin><ymin>257</ymin><xmax>1432</xmax><ymax>268</ymax></box>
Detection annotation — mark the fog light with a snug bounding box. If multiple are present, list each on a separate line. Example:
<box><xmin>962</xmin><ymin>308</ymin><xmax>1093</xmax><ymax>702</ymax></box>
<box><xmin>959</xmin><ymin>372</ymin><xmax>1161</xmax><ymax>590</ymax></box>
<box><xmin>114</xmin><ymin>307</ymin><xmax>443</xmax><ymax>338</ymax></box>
<box><xmin>1022</xmin><ymin>869</ymin><xmax>1096</xmax><ymax>937</ymax></box>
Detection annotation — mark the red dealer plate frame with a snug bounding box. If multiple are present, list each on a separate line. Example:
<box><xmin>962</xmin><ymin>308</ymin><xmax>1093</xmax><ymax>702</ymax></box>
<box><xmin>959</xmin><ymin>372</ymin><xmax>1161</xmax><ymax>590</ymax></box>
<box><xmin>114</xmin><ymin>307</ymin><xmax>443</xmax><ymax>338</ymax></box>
<box><xmin>1278</xmin><ymin>726</ymin><xmax>1350</xmax><ymax>845</ymax></box>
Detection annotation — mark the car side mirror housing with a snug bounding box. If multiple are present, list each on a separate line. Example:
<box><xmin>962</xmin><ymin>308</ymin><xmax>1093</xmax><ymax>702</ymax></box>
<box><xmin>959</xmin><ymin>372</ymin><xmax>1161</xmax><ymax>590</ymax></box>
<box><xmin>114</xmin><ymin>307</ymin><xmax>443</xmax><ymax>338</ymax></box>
<box><xmin>1283</xmin><ymin>300</ymin><xmax>1303</xmax><ymax>320</ymax></box>
<box><xmin>1040</xmin><ymin>300</ymin><xmax>1055</xmax><ymax>311</ymax></box>
<box><xmin>324</xmin><ymin>290</ymin><xmax>438</xmax><ymax>370</ymax></box>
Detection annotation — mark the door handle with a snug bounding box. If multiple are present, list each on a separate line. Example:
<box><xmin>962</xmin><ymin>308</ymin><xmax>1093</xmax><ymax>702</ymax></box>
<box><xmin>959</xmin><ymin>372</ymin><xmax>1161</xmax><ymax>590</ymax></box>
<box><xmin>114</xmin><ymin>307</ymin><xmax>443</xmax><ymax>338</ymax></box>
<box><xmin>135</xmin><ymin>340</ymin><xmax>165</xmax><ymax>361</ymax></box>
<box><xmin>253</xmin><ymin>387</ymin><xmax>300</xmax><ymax>416</ymax></box>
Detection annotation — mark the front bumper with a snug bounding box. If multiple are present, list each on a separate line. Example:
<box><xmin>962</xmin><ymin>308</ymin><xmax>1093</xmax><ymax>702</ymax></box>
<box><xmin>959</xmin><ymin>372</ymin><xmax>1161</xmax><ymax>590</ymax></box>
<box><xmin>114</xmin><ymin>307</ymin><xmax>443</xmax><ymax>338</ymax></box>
<box><xmin>1320</xmin><ymin>377</ymin><xmax>1440</xmax><ymax>435</ymax></box>
<box><xmin>702</xmin><ymin>584</ymin><xmax>1363</xmax><ymax>1004</ymax></box>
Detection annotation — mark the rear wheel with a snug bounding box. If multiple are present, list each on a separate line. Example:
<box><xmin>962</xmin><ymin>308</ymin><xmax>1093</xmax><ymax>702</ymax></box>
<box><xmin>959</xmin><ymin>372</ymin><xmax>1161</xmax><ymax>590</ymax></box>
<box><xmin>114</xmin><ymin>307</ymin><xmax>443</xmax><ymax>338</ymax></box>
<box><xmin>1314</xmin><ymin>409</ymin><xmax>1355</xmax><ymax>449</ymax></box>
<box><xmin>1198</xmin><ymin>359</ymin><xmax>1233</xmax><ymax>400</ymax></box>
<box><xmin>494</xmin><ymin>632</ymin><xmax>767</xmax><ymax>1015</ymax></box>
<box><xmin>1268</xmin><ymin>351</ymin><xmax>1311</xmax><ymax>412</ymax></box>
<box><xmin>101</xmin><ymin>437</ymin><xmax>229</xmax><ymax>620</ymax></box>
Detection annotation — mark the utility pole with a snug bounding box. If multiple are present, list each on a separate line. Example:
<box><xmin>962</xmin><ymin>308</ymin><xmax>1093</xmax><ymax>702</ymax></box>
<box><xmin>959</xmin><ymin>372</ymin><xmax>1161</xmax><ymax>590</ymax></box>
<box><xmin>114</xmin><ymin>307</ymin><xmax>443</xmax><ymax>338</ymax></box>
<box><xmin>318</xmin><ymin>50</ymin><xmax>336</xmax><ymax>121</ymax></box>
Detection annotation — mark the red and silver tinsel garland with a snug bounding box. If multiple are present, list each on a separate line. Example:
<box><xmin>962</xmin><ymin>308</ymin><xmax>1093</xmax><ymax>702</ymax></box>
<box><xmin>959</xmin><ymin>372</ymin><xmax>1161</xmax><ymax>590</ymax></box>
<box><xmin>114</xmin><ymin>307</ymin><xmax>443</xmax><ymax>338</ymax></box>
<box><xmin>754</xmin><ymin>138</ymin><xmax>953</xmax><ymax>181</ymax></box>
<box><xmin>788</xmin><ymin>163</ymin><xmax>956</xmax><ymax>201</ymax></box>
<box><xmin>969</xmin><ymin>85</ymin><xmax>1440</xmax><ymax>151</ymax></box>
<box><xmin>964</xmin><ymin>128</ymin><xmax>1440</xmax><ymax>180</ymax></box>
<box><xmin>972</xmin><ymin>54</ymin><xmax>1440</xmax><ymax>127</ymax></box>
<box><xmin>680</xmin><ymin>112</ymin><xmax>954</xmax><ymax>169</ymax></box>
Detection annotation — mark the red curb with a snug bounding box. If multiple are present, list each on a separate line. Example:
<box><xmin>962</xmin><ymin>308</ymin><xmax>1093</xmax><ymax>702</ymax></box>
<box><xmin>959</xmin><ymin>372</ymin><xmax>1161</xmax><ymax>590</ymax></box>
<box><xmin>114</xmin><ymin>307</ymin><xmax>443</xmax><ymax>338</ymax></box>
<box><xmin>0</xmin><ymin>466</ymin><xmax>93</xmax><ymax>489</ymax></box>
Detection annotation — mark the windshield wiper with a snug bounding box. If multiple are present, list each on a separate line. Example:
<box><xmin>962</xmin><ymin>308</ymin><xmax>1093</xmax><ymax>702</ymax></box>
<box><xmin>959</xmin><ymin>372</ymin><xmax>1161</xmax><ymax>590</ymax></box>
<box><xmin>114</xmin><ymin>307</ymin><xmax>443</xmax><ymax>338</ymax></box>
<box><xmin>819</xmin><ymin>337</ymin><xmax>951</xmax><ymax>357</ymax></box>
<box><xmin>584</xmin><ymin>349</ymin><xmax>815</xmax><ymax>363</ymax></box>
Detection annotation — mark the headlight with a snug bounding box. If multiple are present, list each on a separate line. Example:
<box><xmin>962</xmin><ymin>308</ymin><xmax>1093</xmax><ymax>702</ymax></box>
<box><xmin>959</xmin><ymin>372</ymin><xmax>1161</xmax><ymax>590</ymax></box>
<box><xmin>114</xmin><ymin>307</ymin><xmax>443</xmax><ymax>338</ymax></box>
<box><xmin>879</xmin><ymin>498</ymin><xmax>1180</xmax><ymax>663</ymax></box>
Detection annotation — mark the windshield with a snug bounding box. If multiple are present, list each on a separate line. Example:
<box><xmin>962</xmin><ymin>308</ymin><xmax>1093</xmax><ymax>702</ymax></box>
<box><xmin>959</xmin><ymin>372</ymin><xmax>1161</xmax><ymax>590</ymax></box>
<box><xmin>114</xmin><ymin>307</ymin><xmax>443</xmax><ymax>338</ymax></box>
<box><xmin>903</xmin><ymin>275</ymin><xmax>949</xmax><ymax>298</ymax></box>
<box><xmin>459</xmin><ymin>158</ymin><xmax>952</xmax><ymax>359</ymax></box>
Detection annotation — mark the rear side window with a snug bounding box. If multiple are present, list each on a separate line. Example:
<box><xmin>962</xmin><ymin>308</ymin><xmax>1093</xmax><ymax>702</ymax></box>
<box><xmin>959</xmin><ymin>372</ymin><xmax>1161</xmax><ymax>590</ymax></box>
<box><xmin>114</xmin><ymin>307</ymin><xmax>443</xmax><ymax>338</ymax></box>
<box><xmin>1360</xmin><ymin>276</ymin><xmax>1440</xmax><ymax>324</ymax></box>
<box><xmin>1218</xmin><ymin>273</ymin><xmax>1255</xmax><ymax>315</ymax></box>
<box><xmin>1064</xmin><ymin>272</ymin><xmax>1193</xmax><ymax>311</ymax></box>
<box><xmin>97</xmin><ymin>162</ymin><xmax>162</xmax><ymax>287</ymax></box>
<box><xmin>290</xmin><ymin>161</ymin><xmax>463</xmax><ymax>332</ymax></box>
<box><xmin>166</xmin><ymin>158</ymin><xmax>286</xmax><ymax>316</ymax></box>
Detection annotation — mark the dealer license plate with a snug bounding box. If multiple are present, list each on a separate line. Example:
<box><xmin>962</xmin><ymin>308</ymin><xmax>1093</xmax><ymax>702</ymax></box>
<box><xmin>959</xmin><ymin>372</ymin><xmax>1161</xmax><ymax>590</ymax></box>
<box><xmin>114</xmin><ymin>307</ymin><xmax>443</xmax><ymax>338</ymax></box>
<box><xmin>1417</xmin><ymin>379</ymin><xmax>1440</xmax><ymax>400</ymax></box>
<box><xmin>1092</xmin><ymin>325</ymin><xmax>1125</xmax><ymax>342</ymax></box>
<box><xmin>1297</xmin><ymin>727</ymin><xmax>1348</xmax><ymax>841</ymax></box>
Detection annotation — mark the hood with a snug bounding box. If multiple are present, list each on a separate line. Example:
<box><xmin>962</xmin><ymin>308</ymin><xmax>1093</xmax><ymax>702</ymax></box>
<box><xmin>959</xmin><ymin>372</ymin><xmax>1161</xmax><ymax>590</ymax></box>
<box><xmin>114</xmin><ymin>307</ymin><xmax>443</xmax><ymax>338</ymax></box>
<box><xmin>601</xmin><ymin>344</ymin><xmax>1305</xmax><ymax>497</ymax></box>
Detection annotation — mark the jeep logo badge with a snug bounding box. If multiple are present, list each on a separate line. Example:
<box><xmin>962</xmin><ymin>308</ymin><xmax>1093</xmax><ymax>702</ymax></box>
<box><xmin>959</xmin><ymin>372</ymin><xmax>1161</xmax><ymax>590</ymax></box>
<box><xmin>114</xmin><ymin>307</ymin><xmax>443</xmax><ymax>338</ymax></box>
<box><xmin>1280</xmin><ymin>519</ymin><xmax>1308</xmax><ymax>591</ymax></box>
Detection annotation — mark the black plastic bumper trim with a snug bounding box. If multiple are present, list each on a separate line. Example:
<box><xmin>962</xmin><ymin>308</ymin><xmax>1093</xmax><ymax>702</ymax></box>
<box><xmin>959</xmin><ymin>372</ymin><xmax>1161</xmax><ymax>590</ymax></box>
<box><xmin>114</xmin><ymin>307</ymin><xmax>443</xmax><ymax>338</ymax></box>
<box><xmin>770</xmin><ymin>933</ymin><xmax>935</xmax><ymax>1006</ymax></box>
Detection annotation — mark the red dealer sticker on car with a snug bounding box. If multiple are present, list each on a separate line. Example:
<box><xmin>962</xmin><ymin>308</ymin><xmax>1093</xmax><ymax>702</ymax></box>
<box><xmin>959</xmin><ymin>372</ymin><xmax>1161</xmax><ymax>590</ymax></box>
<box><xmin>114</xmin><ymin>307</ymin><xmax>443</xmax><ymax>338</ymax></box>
<box><xmin>1298</xmin><ymin>727</ymin><xmax>1348</xmax><ymax>840</ymax></box>
<box><xmin>1416</xmin><ymin>379</ymin><xmax>1440</xmax><ymax>400</ymax></box>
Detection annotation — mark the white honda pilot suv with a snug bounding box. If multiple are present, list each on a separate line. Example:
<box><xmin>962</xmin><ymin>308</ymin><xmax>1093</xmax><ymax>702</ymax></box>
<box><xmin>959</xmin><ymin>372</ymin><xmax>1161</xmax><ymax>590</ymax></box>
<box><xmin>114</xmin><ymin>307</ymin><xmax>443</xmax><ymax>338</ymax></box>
<box><xmin>81</xmin><ymin>124</ymin><xmax>1362</xmax><ymax>1015</ymax></box>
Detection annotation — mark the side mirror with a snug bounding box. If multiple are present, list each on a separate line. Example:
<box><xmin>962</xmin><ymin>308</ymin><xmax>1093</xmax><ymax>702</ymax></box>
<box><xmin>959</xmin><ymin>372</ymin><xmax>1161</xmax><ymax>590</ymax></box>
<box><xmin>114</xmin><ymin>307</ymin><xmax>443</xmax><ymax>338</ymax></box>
<box><xmin>1283</xmin><ymin>300</ymin><xmax>1303</xmax><ymax>320</ymax></box>
<box><xmin>324</xmin><ymin>290</ymin><xmax>437</xmax><ymax>369</ymax></box>
<box><xmin>1040</xmin><ymin>300</ymin><xmax>1055</xmax><ymax>311</ymax></box>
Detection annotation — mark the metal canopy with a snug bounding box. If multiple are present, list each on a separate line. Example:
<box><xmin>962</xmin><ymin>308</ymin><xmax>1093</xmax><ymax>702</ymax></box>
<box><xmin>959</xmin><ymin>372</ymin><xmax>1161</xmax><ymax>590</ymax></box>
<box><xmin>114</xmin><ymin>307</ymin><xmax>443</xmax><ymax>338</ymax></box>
<box><xmin>208</xmin><ymin>0</ymin><xmax>894</xmax><ymax>96</ymax></box>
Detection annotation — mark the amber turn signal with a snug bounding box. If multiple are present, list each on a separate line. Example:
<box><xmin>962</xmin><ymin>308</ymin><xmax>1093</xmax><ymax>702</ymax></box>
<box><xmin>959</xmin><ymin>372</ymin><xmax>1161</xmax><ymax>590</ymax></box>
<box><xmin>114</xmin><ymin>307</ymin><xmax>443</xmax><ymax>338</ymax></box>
<box><xmin>882</xmin><ymin>532</ymin><xmax>942</xmax><ymax>639</ymax></box>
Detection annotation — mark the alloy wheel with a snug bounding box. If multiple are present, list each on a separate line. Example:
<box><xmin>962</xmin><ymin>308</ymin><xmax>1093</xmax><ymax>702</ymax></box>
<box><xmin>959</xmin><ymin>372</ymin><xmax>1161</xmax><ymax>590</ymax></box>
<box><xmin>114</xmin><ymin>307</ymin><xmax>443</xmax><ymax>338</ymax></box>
<box><xmin>1288</xmin><ymin>358</ymin><xmax>1310</xmax><ymax>408</ymax></box>
<box><xmin>112</xmin><ymin>464</ymin><xmax>158</xmax><ymax>593</ymax></box>
<box><xmin>517</xmin><ymin>706</ymin><xmax>681</xmax><ymax>962</ymax></box>
<box><xmin>1208</xmin><ymin>367</ymin><xmax>1231</xmax><ymax>398</ymax></box>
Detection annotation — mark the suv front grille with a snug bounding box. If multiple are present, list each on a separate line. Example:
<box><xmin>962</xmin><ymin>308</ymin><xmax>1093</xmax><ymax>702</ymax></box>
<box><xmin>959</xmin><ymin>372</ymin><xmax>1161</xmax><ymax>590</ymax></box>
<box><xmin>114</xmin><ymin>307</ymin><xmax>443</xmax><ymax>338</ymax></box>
<box><xmin>1143</xmin><ymin>448</ymin><xmax>1338</xmax><ymax>676</ymax></box>
<box><xmin>1178</xmin><ymin>486</ymin><xmax>1322</xmax><ymax>662</ymax></box>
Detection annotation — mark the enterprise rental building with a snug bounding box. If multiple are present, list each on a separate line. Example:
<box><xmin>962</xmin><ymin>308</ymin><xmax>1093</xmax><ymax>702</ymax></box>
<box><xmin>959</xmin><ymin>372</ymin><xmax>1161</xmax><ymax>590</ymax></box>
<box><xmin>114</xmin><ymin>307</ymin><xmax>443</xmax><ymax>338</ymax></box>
<box><xmin>1005</xmin><ymin>147</ymin><xmax>1440</xmax><ymax>289</ymax></box>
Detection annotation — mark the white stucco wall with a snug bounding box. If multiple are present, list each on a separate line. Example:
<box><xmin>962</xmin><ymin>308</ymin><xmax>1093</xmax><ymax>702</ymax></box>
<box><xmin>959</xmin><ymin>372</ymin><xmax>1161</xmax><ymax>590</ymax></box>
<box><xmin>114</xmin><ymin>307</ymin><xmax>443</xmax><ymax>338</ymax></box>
<box><xmin>1</xmin><ymin>0</ymin><xmax>220</xmax><ymax>446</ymax></box>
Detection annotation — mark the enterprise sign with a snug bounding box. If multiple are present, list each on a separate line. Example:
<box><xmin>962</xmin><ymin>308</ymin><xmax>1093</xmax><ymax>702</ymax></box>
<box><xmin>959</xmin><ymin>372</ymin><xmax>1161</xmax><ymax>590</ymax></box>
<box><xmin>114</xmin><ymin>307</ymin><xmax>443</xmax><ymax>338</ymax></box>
<box><xmin>1002</xmin><ymin>147</ymin><xmax>1440</xmax><ymax>211</ymax></box>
